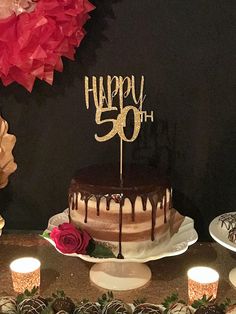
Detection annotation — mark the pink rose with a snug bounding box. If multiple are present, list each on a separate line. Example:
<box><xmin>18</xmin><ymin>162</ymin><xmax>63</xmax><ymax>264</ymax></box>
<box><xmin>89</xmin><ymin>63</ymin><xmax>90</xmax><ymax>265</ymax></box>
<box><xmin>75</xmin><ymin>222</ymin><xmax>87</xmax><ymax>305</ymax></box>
<box><xmin>50</xmin><ymin>223</ymin><xmax>91</xmax><ymax>254</ymax></box>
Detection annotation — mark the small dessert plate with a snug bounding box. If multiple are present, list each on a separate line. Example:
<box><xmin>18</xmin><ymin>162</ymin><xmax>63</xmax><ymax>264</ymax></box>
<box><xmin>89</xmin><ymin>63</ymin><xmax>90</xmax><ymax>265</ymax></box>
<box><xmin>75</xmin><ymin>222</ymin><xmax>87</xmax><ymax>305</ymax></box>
<box><xmin>209</xmin><ymin>212</ymin><xmax>236</xmax><ymax>289</ymax></box>
<box><xmin>209</xmin><ymin>212</ymin><xmax>236</xmax><ymax>252</ymax></box>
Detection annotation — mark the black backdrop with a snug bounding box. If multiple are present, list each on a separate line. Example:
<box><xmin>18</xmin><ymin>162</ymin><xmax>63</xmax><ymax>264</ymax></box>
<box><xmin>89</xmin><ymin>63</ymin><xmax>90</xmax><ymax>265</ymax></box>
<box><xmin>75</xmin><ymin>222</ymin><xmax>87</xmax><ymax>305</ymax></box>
<box><xmin>0</xmin><ymin>0</ymin><xmax>235</xmax><ymax>240</ymax></box>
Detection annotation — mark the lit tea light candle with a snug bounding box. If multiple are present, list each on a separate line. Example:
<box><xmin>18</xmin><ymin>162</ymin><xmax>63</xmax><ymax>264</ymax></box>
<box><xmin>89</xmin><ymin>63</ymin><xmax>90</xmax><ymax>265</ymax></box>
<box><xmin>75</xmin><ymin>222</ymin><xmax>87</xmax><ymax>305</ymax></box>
<box><xmin>187</xmin><ymin>266</ymin><xmax>219</xmax><ymax>303</ymax></box>
<box><xmin>10</xmin><ymin>257</ymin><xmax>41</xmax><ymax>294</ymax></box>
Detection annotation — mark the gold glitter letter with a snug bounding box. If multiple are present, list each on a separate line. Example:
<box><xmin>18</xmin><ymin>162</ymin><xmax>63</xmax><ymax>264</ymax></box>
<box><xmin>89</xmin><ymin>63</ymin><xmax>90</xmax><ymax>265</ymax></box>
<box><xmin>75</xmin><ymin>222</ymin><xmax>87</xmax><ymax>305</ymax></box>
<box><xmin>84</xmin><ymin>76</ymin><xmax>99</xmax><ymax>109</ymax></box>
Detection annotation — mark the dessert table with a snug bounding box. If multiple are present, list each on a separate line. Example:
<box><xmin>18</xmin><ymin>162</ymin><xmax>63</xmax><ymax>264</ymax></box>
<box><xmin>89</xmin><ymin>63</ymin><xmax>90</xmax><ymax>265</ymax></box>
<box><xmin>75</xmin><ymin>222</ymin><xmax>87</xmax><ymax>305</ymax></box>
<box><xmin>0</xmin><ymin>232</ymin><xmax>235</xmax><ymax>303</ymax></box>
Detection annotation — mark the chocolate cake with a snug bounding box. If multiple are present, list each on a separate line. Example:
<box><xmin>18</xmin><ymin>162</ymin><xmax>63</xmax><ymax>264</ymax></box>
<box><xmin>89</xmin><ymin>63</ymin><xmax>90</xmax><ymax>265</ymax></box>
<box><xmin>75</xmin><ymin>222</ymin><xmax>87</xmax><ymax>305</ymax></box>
<box><xmin>68</xmin><ymin>164</ymin><xmax>184</xmax><ymax>258</ymax></box>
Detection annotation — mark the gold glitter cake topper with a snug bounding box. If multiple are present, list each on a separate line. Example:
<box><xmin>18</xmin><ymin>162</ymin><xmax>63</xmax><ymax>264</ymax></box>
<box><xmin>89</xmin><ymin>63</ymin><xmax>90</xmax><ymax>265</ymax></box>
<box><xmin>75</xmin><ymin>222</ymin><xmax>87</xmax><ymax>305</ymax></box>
<box><xmin>84</xmin><ymin>75</ymin><xmax>154</xmax><ymax>181</ymax></box>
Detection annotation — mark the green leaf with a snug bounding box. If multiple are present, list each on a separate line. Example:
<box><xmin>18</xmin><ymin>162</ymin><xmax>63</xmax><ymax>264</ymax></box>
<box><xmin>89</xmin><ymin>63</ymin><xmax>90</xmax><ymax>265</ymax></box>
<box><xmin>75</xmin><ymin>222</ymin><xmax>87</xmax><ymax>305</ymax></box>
<box><xmin>16</xmin><ymin>293</ymin><xmax>25</xmax><ymax>305</ymax></box>
<box><xmin>16</xmin><ymin>286</ymin><xmax>39</xmax><ymax>304</ymax></box>
<box><xmin>217</xmin><ymin>298</ymin><xmax>232</xmax><ymax>311</ymax></box>
<box><xmin>41</xmin><ymin>231</ymin><xmax>51</xmax><ymax>239</ymax></box>
<box><xmin>97</xmin><ymin>291</ymin><xmax>114</xmax><ymax>308</ymax></box>
<box><xmin>88</xmin><ymin>242</ymin><xmax>115</xmax><ymax>258</ymax></box>
<box><xmin>52</xmin><ymin>290</ymin><xmax>66</xmax><ymax>299</ymax></box>
<box><xmin>191</xmin><ymin>295</ymin><xmax>214</xmax><ymax>309</ymax></box>
<box><xmin>162</xmin><ymin>292</ymin><xmax>179</xmax><ymax>309</ymax></box>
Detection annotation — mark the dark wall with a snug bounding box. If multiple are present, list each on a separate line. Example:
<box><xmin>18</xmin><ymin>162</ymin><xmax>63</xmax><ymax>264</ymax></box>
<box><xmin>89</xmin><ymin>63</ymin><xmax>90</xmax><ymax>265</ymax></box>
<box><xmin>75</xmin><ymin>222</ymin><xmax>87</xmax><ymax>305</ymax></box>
<box><xmin>0</xmin><ymin>0</ymin><xmax>235</xmax><ymax>240</ymax></box>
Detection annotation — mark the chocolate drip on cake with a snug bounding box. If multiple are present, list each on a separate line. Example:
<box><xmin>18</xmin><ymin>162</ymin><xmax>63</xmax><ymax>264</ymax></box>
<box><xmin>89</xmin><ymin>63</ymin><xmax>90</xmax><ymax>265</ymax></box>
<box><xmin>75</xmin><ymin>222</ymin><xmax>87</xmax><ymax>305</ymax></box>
<box><xmin>96</xmin><ymin>197</ymin><xmax>101</xmax><ymax>216</ymax></box>
<box><xmin>141</xmin><ymin>195</ymin><xmax>147</xmax><ymax>211</ymax></box>
<box><xmin>163</xmin><ymin>196</ymin><xmax>167</xmax><ymax>223</ymax></box>
<box><xmin>84</xmin><ymin>197</ymin><xmax>89</xmax><ymax>223</ymax></box>
<box><xmin>117</xmin><ymin>202</ymin><xmax>124</xmax><ymax>259</ymax></box>
<box><xmin>106</xmin><ymin>197</ymin><xmax>112</xmax><ymax>210</ymax></box>
<box><xmin>149</xmin><ymin>195</ymin><xmax>159</xmax><ymax>241</ymax></box>
<box><xmin>68</xmin><ymin>164</ymin><xmax>171</xmax><ymax>258</ymax></box>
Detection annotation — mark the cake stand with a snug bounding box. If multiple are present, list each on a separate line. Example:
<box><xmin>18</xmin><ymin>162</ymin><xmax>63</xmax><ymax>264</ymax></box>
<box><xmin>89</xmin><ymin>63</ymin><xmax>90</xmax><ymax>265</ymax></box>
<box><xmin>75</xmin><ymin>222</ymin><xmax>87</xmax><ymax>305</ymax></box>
<box><xmin>45</xmin><ymin>209</ymin><xmax>198</xmax><ymax>291</ymax></box>
<box><xmin>209</xmin><ymin>212</ymin><xmax>236</xmax><ymax>288</ymax></box>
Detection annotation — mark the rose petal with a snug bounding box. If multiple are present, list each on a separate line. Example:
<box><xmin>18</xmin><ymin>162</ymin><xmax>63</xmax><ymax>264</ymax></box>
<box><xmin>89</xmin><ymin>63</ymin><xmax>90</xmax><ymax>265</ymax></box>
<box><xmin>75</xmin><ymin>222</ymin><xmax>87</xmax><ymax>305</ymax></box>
<box><xmin>76</xmin><ymin>230</ymin><xmax>91</xmax><ymax>254</ymax></box>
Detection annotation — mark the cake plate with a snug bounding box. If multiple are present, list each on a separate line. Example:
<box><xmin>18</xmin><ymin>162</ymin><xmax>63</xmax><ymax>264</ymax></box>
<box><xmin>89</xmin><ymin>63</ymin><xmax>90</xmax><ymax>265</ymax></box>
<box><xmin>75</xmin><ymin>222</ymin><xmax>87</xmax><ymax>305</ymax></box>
<box><xmin>45</xmin><ymin>209</ymin><xmax>198</xmax><ymax>291</ymax></box>
<box><xmin>209</xmin><ymin>212</ymin><xmax>236</xmax><ymax>288</ymax></box>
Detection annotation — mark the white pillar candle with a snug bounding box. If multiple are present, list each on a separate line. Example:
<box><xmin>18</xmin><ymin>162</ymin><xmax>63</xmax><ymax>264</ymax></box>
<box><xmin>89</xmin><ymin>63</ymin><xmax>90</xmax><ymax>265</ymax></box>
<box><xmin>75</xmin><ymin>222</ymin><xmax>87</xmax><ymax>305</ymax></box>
<box><xmin>10</xmin><ymin>257</ymin><xmax>41</xmax><ymax>294</ymax></box>
<box><xmin>187</xmin><ymin>266</ymin><xmax>219</xmax><ymax>303</ymax></box>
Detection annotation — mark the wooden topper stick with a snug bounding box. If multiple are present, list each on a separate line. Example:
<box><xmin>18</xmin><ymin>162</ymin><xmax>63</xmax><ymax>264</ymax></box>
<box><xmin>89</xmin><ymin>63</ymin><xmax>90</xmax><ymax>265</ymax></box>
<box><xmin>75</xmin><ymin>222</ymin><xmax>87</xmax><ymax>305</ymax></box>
<box><xmin>120</xmin><ymin>137</ymin><xmax>123</xmax><ymax>185</ymax></box>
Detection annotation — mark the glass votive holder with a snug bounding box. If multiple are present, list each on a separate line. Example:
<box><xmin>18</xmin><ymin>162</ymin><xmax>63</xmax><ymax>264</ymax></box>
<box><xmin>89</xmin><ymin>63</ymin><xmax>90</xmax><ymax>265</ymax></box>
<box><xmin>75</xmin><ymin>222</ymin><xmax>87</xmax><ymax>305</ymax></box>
<box><xmin>10</xmin><ymin>257</ymin><xmax>41</xmax><ymax>294</ymax></box>
<box><xmin>187</xmin><ymin>266</ymin><xmax>219</xmax><ymax>304</ymax></box>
